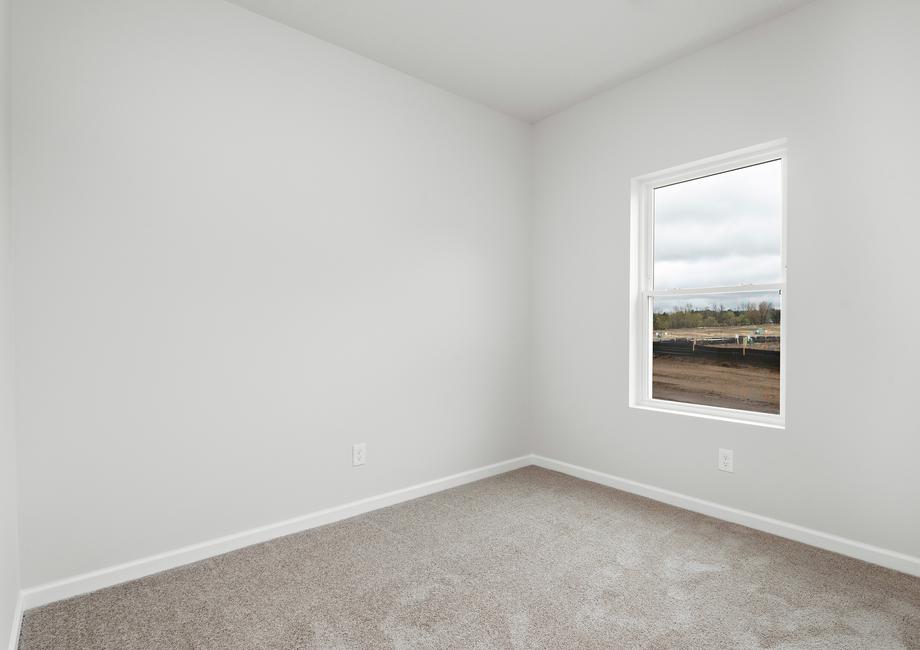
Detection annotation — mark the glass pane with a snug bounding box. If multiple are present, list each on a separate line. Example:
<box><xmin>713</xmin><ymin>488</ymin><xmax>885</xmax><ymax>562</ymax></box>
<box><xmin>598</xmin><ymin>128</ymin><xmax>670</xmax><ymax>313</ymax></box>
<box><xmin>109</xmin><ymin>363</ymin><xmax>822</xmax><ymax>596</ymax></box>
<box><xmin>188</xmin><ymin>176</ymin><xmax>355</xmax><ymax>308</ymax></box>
<box><xmin>654</xmin><ymin>160</ymin><xmax>782</xmax><ymax>290</ymax></box>
<box><xmin>652</xmin><ymin>291</ymin><xmax>781</xmax><ymax>415</ymax></box>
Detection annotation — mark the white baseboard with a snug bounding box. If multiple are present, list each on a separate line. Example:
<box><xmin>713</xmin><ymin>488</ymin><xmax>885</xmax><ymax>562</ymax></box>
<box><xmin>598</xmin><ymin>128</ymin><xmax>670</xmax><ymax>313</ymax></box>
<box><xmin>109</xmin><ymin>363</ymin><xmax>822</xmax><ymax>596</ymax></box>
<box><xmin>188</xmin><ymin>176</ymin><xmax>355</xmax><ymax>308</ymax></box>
<box><xmin>6</xmin><ymin>592</ymin><xmax>22</xmax><ymax>650</ymax></box>
<box><xmin>532</xmin><ymin>454</ymin><xmax>920</xmax><ymax>578</ymax></box>
<box><xmin>20</xmin><ymin>455</ymin><xmax>533</xmax><ymax>611</ymax></box>
<box><xmin>18</xmin><ymin>452</ymin><xmax>920</xmax><ymax>617</ymax></box>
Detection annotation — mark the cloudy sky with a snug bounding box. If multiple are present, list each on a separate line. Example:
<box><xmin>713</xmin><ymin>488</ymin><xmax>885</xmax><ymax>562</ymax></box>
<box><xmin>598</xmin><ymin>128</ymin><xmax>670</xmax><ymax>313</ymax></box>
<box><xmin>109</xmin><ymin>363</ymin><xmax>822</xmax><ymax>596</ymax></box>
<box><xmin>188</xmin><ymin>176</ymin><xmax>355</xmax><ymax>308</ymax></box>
<box><xmin>654</xmin><ymin>159</ymin><xmax>782</xmax><ymax>293</ymax></box>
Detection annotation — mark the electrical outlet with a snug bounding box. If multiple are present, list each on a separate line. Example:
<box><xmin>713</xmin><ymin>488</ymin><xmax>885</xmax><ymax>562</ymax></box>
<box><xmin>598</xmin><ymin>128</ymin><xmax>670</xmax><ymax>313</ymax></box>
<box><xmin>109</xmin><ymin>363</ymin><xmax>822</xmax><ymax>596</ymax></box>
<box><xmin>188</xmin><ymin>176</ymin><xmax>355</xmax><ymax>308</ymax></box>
<box><xmin>352</xmin><ymin>443</ymin><xmax>367</xmax><ymax>467</ymax></box>
<box><xmin>718</xmin><ymin>448</ymin><xmax>734</xmax><ymax>473</ymax></box>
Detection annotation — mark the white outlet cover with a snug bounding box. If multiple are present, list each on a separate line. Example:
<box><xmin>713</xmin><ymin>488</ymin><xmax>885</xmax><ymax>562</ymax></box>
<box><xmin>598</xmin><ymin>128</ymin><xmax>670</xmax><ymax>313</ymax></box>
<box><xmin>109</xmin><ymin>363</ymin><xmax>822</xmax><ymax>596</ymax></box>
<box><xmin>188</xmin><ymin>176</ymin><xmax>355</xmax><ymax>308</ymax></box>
<box><xmin>352</xmin><ymin>443</ymin><xmax>367</xmax><ymax>467</ymax></box>
<box><xmin>718</xmin><ymin>448</ymin><xmax>734</xmax><ymax>473</ymax></box>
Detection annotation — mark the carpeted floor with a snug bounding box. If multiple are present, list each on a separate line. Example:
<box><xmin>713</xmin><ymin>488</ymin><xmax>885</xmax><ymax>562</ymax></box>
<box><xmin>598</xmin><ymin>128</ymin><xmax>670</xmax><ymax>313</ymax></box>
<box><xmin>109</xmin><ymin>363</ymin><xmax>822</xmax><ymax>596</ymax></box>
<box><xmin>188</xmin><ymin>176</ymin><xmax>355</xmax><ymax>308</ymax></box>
<box><xmin>18</xmin><ymin>466</ymin><xmax>920</xmax><ymax>649</ymax></box>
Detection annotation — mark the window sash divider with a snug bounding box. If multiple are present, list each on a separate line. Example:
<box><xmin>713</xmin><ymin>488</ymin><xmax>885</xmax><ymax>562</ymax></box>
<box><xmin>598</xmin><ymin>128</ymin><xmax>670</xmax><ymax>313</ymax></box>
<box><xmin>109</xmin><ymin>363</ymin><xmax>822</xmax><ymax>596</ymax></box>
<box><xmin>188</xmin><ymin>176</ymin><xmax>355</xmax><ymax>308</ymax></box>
<box><xmin>647</xmin><ymin>283</ymin><xmax>784</xmax><ymax>298</ymax></box>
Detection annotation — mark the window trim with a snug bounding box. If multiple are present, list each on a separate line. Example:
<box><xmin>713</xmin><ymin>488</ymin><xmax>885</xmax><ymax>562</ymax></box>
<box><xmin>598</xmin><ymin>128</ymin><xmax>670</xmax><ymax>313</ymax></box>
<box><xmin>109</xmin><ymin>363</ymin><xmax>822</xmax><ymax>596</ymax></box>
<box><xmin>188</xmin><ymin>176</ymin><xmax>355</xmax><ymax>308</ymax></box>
<box><xmin>628</xmin><ymin>140</ymin><xmax>787</xmax><ymax>429</ymax></box>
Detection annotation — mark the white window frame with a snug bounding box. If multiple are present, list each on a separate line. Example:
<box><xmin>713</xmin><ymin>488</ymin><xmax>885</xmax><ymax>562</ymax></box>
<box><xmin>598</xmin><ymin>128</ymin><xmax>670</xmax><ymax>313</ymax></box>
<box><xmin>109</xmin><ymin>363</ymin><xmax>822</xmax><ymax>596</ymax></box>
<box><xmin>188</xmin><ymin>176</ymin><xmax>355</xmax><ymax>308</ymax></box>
<box><xmin>628</xmin><ymin>139</ymin><xmax>787</xmax><ymax>429</ymax></box>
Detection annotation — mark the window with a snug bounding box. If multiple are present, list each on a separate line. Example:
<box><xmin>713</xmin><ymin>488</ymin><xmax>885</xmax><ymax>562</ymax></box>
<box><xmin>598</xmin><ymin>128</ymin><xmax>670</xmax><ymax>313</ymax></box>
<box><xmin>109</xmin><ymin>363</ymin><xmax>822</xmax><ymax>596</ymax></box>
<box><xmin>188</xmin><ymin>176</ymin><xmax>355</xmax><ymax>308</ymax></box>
<box><xmin>629</xmin><ymin>141</ymin><xmax>786</xmax><ymax>428</ymax></box>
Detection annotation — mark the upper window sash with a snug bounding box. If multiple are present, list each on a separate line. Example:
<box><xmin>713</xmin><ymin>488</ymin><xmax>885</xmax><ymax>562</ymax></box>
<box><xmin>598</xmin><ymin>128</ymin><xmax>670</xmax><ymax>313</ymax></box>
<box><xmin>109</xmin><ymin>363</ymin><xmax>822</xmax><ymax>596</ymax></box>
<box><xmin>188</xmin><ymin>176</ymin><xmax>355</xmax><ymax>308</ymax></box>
<box><xmin>635</xmin><ymin>140</ymin><xmax>788</xmax><ymax>293</ymax></box>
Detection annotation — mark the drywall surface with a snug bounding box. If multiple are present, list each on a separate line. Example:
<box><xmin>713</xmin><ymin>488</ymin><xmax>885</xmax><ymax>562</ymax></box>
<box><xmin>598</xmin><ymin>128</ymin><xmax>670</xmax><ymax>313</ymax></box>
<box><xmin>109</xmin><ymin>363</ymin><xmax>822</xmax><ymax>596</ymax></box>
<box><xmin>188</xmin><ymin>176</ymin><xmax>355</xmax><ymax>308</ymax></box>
<box><xmin>533</xmin><ymin>0</ymin><xmax>920</xmax><ymax>558</ymax></box>
<box><xmin>0</xmin><ymin>0</ymin><xmax>21</xmax><ymax>642</ymax></box>
<box><xmin>13</xmin><ymin>0</ymin><xmax>532</xmax><ymax>586</ymax></box>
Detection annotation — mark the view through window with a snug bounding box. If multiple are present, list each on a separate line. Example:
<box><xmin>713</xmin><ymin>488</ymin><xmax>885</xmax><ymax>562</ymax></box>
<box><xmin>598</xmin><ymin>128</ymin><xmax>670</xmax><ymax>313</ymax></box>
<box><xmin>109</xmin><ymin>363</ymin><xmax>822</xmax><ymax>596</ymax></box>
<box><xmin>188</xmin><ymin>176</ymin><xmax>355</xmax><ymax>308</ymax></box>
<box><xmin>650</xmin><ymin>159</ymin><xmax>783</xmax><ymax>416</ymax></box>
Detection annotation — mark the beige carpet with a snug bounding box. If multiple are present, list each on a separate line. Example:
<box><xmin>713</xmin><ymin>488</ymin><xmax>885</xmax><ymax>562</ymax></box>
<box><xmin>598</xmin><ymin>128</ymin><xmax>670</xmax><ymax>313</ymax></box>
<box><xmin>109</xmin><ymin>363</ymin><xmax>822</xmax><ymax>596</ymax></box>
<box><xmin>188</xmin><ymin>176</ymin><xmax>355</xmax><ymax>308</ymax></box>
<box><xmin>18</xmin><ymin>467</ymin><xmax>920</xmax><ymax>649</ymax></box>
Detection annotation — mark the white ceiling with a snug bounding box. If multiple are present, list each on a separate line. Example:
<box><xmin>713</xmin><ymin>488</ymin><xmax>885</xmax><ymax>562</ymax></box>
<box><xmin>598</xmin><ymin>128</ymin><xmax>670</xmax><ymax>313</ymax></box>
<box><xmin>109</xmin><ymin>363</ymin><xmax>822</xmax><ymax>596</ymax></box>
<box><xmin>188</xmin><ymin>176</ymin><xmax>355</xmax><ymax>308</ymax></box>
<box><xmin>226</xmin><ymin>0</ymin><xmax>812</xmax><ymax>122</ymax></box>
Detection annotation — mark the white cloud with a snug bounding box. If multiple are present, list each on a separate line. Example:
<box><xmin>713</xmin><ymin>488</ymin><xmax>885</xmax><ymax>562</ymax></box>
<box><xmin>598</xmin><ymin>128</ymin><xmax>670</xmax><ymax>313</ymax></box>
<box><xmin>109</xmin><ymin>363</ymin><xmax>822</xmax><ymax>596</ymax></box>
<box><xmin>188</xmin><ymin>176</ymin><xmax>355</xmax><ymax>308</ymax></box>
<box><xmin>654</xmin><ymin>160</ymin><xmax>782</xmax><ymax>290</ymax></box>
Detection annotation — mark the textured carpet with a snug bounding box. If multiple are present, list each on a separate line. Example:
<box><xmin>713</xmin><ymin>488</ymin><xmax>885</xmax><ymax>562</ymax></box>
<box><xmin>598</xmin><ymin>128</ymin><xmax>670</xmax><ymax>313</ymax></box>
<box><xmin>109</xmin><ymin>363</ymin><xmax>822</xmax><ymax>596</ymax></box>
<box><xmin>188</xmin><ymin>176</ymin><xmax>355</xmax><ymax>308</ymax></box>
<box><xmin>18</xmin><ymin>466</ymin><xmax>920</xmax><ymax>649</ymax></box>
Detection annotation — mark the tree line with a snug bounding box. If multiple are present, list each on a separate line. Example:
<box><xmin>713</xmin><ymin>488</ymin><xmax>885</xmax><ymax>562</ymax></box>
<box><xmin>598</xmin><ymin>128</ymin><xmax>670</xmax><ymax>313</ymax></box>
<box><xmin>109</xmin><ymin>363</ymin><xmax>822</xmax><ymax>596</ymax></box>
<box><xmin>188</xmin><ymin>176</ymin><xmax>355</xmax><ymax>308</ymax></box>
<box><xmin>653</xmin><ymin>302</ymin><xmax>780</xmax><ymax>331</ymax></box>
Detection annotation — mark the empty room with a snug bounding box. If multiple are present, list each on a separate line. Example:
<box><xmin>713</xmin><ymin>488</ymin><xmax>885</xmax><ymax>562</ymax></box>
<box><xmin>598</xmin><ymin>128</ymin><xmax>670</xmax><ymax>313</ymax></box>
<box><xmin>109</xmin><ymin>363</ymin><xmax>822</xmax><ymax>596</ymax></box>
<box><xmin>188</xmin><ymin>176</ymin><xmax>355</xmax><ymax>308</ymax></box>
<box><xmin>2</xmin><ymin>0</ymin><xmax>919</xmax><ymax>648</ymax></box>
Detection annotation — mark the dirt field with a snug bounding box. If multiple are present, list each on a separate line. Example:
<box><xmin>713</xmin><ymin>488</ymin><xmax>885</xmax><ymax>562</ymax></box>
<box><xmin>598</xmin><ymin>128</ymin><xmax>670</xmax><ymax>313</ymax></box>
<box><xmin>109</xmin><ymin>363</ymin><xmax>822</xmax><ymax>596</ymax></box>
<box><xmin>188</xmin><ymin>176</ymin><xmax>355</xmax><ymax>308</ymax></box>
<box><xmin>652</xmin><ymin>354</ymin><xmax>780</xmax><ymax>414</ymax></box>
<box><xmin>655</xmin><ymin>324</ymin><xmax>781</xmax><ymax>351</ymax></box>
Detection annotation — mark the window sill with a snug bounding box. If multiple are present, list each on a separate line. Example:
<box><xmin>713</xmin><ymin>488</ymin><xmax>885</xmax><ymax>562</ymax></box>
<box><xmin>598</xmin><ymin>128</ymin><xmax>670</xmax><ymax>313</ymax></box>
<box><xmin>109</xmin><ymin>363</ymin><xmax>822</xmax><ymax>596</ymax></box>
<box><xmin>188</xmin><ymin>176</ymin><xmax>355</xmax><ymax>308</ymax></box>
<box><xmin>630</xmin><ymin>400</ymin><xmax>785</xmax><ymax>430</ymax></box>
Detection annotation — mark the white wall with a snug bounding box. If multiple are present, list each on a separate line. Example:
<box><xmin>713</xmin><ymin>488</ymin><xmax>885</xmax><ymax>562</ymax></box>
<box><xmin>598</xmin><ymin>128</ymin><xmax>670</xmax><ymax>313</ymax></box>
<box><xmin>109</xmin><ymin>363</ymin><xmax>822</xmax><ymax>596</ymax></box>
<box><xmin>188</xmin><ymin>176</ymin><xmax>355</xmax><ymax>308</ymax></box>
<box><xmin>11</xmin><ymin>0</ymin><xmax>919</xmax><ymax>599</ymax></box>
<box><xmin>0</xmin><ymin>0</ymin><xmax>20</xmax><ymax>642</ymax></box>
<box><xmin>12</xmin><ymin>0</ymin><xmax>532</xmax><ymax>587</ymax></box>
<box><xmin>533</xmin><ymin>0</ymin><xmax>920</xmax><ymax>558</ymax></box>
